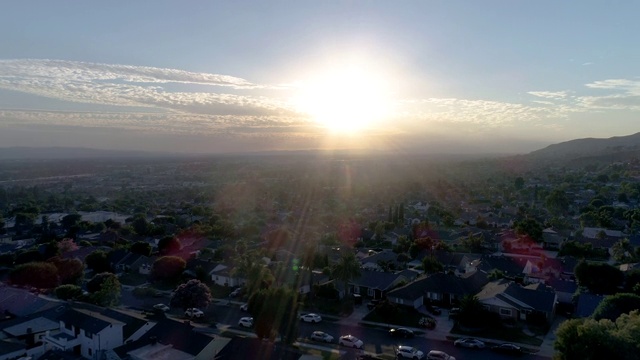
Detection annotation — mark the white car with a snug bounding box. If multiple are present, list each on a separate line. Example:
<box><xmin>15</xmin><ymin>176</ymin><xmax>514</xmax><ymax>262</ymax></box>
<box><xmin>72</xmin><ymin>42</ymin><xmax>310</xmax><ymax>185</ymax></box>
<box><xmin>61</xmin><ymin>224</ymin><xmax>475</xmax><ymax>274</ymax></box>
<box><xmin>240</xmin><ymin>303</ymin><xmax>248</xmax><ymax>311</ymax></box>
<box><xmin>310</xmin><ymin>331</ymin><xmax>334</xmax><ymax>343</ymax></box>
<box><xmin>184</xmin><ymin>308</ymin><xmax>204</xmax><ymax>318</ymax></box>
<box><xmin>299</xmin><ymin>313</ymin><xmax>322</xmax><ymax>323</ymax></box>
<box><xmin>339</xmin><ymin>335</ymin><xmax>363</xmax><ymax>349</ymax></box>
<box><xmin>238</xmin><ymin>317</ymin><xmax>253</xmax><ymax>328</ymax></box>
<box><xmin>153</xmin><ymin>303</ymin><xmax>170</xmax><ymax>312</ymax></box>
<box><xmin>454</xmin><ymin>338</ymin><xmax>485</xmax><ymax>349</ymax></box>
<box><xmin>426</xmin><ymin>350</ymin><xmax>456</xmax><ymax>360</ymax></box>
<box><xmin>396</xmin><ymin>345</ymin><xmax>425</xmax><ymax>359</ymax></box>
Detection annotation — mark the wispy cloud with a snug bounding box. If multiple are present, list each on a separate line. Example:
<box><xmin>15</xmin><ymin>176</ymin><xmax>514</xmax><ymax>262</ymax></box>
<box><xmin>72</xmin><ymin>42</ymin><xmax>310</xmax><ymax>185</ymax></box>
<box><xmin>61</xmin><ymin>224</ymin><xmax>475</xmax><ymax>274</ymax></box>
<box><xmin>0</xmin><ymin>59</ymin><xmax>297</xmax><ymax>117</ymax></box>
<box><xmin>527</xmin><ymin>91</ymin><xmax>568</xmax><ymax>100</ymax></box>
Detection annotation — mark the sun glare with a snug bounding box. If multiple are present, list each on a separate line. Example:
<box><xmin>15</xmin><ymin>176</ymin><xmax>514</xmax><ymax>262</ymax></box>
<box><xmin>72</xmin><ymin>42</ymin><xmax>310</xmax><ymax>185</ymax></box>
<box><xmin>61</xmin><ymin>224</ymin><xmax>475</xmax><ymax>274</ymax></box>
<box><xmin>294</xmin><ymin>65</ymin><xmax>392</xmax><ymax>134</ymax></box>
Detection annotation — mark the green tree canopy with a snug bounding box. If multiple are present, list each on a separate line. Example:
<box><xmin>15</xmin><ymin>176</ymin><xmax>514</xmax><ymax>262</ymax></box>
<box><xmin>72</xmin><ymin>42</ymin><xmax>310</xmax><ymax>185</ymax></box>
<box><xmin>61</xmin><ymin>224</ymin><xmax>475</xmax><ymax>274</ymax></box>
<box><xmin>48</xmin><ymin>256</ymin><xmax>84</xmax><ymax>285</ymax></box>
<box><xmin>158</xmin><ymin>236</ymin><xmax>181</xmax><ymax>255</ymax></box>
<box><xmin>54</xmin><ymin>284</ymin><xmax>83</xmax><ymax>300</ymax></box>
<box><xmin>130</xmin><ymin>241</ymin><xmax>152</xmax><ymax>257</ymax></box>
<box><xmin>10</xmin><ymin>262</ymin><xmax>59</xmax><ymax>289</ymax></box>
<box><xmin>332</xmin><ymin>252</ymin><xmax>361</xmax><ymax>297</ymax></box>
<box><xmin>152</xmin><ymin>256</ymin><xmax>186</xmax><ymax>282</ymax></box>
<box><xmin>87</xmin><ymin>272</ymin><xmax>121</xmax><ymax>307</ymax></box>
<box><xmin>248</xmin><ymin>287</ymin><xmax>299</xmax><ymax>343</ymax></box>
<box><xmin>85</xmin><ymin>249</ymin><xmax>111</xmax><ymax>273</ymax></box>
<box><xmin>554</xmin><ymin>311</ymin><xmax>640</xmax><ymax>360</ymax></box>
<box><xmin>513</xmin><ymin>218</ymin><xmax>543</xmax><ymax>242</ymax></box>
<box><xmin>575</xmin><ymin>260</ymin><xmax>624</xmax><ymax>295</ymax></box>
<box><xmin>592</xmin><ymin>293</ymin><xmax>640</xmax><ymax>321</ymax></box>
<box><xmin>170</xmin><ymin>279</ymin><xmax>212</xmax><ymax>310</ymax></box>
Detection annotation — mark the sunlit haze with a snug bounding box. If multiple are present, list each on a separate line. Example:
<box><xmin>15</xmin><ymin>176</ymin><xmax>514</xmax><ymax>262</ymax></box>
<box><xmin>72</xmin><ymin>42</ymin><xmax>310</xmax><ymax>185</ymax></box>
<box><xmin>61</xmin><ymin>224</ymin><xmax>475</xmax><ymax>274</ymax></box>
<box><xmin>0</xmin><ymin>1</ymin><xmax>639</xmax><ymax>154</ymax></box>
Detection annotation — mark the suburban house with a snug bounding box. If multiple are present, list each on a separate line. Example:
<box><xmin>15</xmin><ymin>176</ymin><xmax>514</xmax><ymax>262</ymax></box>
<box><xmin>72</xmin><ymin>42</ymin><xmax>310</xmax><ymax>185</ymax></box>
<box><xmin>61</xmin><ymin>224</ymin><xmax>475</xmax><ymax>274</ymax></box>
<box><xmin>546</xmin><ymin>278</ymin><xmax>579</xmax><ymax>305</ymax></box>
<box><xmin>43</xmin><ymin>307</ymin><xmax>153</xmax><ymax>359</ymax></box>
<box><xmin>360</xmin><ymin>249</ymin><xmax>405</xmax><ymax>271</ymax></box>
<box><xmin>387</xmin><ymin>270</ymin><xmax>488</xmax><ymax>308</ymax></box>
<box><xmin>475</xmin><ymin>279</ymin><xmax>557</xmax><ymax>323</ymax></box>
<box><xmin>209</xmin><ymin>264</ymin><xmax>245</xmax><ymax>287</ymax></box>
<box><xmin>112</xmin><ymin>318</ymin><xmax>230</xmax><ymax>360</ymax></box>
<box><xmin>350</xmin><ymin>270</ymin><xmax>408</xmax><ymax>299</ymax></box>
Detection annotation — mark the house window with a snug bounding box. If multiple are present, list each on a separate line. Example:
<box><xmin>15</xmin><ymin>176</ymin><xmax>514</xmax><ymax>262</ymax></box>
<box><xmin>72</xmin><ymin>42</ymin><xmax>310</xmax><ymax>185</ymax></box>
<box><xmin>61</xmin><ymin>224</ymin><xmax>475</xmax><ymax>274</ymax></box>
<box><xmin>499</xmin><ymin>308</ymin><xmax>512</xmax><ymax>316</ymax></box>
<box><xmin>367</xmin><ymin>288</ymin><xmax>374</xmax><ymax>297</ymax></box>
<box><xmin>353</xmin><ymin>287</ymin><xmax>360</xmax><ymax>294</ymax></box>
<box><xmin>89</xmin><ymin>348</ymin><xmax>92</xmax><ymax>356</ymax></box>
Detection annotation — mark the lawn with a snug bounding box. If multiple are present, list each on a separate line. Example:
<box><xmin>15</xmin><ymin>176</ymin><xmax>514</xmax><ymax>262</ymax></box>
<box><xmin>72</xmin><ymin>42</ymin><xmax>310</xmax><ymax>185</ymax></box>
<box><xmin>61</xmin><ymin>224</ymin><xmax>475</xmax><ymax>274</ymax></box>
<box><xmin>362</xmin><ymin>306</ymin><xmax>432</xmax><ymax>330</ymax></box>
<box><xmin>118</xmin><ymin>272</ymin><xmax>149</xmax><ymax>286</ymax></box>
<box><xmin>450</xmin><ymin>322</ymin><xmax>544</xmax><ymax>346</ymax></box>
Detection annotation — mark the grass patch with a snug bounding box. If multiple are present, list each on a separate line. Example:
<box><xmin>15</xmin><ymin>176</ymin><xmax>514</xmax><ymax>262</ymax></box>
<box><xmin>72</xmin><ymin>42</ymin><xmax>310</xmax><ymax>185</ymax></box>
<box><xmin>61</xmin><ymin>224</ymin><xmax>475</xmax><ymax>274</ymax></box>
<box><xmin>362</xmin><ymin>306</ymin><xmax>432</xmax><ymax>329</ymax></box>
<box><xmin>118</xmin><ymin>272</ymin><xmax>148</xmax><ymax>286</ymax></box>
<box><xmin>451</xmin><ymin>322</ymin><xmax>543</xmax><ymax>346</ymax></box>
<box><xmin>302</xmin><ymin>298</ymin><xmax>353</xmax><ymax>317</ymax></box>
<box><xmin>208</xmin><ymin>284</ymin><xmax>237</xmax><ymax>298</ymax></box>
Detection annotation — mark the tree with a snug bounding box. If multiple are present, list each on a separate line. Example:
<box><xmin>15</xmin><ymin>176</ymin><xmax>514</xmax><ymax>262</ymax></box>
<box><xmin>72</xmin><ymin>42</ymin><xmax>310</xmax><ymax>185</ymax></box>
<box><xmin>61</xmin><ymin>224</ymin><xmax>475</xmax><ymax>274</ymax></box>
<box><xmin>61</xmin><ymin>213</ymin><xmax>82</xmax><ymax>230</ymax></box>
<box><xmin>248</xmin><ymin>287</ymin><xmax>299</xmax><ymax>343</ymax></box>
<box><xmin>575</xmin><ymin>260</ymin><xmax>624</xmax><ymax>295</ymax></box>
<box><xmin>170</xmin><ymin>279</ymin><xmax>212</xmax><ymax>310</ymax></box>
<box><xmin>422</xmin><ymin>256</ymin><xmax>443</xmax><ymax>274</ymax></box>
<box><xmin>130</xmin><ymin>241</ymin><xmax>152</xmax><ymax>256</ymax></box>
<box><xmin>58</xmin><ymin>238</ymin><xmax>79</xmax><ymax>253</ymax></box>
<box><xmin>513</xmin><ymin>218</ymin><xmax>543</xmax><ymax>242</ymax></box>
<box><xmin>55</xmin><ymin>284</ymin><xmax>83</xmax><ymax>300</ymax></box>
<box><xmin>545</xmin><ymin>188</ymin><xmax>570</xmax><ymax>215</ymax></box>
<box><xmin>332</xmin><ymin>252</ymin><xmax>361</xmax><ymax>297</ymax></box>
<box><xmin>457</xmin><ymin>295</ymin><xmax>488</xmax><ymax>327</ymax></box>
<box><xmin>87</xmin><ymin>272</ymin><xmax>121</xmax><ymax>307</ymax></box>
<box><xmin>152</xmin><ymin>256</ymin><xmax>186</xmax><ymax>282</ymax></box>
<box><xmin>554</xmin><ymin>312</ymin><xmax>640</xmax><ymax>360</ymax></box>
<box><xmin>49</xmin><ymin>256</ymin><xmax>84</xmax><ymax>285</ymax></box>
<box><xmin>592</xmin><ymin>293</ymin><xmax>640</xmax><ymax>321</ymax></box>
<box><xmin>158</xmin><ymin>236</ymin><xmax>181</xmax><ymax>255</ymax></box>
<box><xmin>15</xmin><ymin>249</ymin><xmax>44</xmax><ymax>265</ymax></box>
<box><xmin>85</xmin><ymin>250</ymin><xmax>111</xmax><ymax>273</ymax></box>
<box><xmin>612</xmin><ymin>238</ymin><xmax>636</xmax><ymax>263</ymax></box>
<box><xmin>10</xmin><ymin>262</ymin><xmax>59</xmax><ymax>289</ymax></box>
<box><xmin>514</xmin><ymin>177</ymin><xmax>525</xmax><ymax>190</ymax></box>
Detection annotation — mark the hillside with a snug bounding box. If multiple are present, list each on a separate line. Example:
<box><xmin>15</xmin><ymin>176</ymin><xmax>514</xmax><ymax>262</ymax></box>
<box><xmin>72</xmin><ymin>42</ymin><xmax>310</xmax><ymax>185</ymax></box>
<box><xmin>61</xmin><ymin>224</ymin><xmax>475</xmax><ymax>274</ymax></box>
<box><xmin>526</xmin><ymin>132</ymin><xmax>640</xmax><ymax>165</ymax></box>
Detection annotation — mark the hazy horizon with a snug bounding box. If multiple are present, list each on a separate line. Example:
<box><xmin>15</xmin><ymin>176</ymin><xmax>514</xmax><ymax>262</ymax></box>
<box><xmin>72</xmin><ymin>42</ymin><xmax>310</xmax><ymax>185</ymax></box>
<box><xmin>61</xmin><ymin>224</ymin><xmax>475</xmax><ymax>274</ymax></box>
<box><xmin>1</xmin><ymin>2</ymin><xmax>639</xmax><ymax>154</ymax></box>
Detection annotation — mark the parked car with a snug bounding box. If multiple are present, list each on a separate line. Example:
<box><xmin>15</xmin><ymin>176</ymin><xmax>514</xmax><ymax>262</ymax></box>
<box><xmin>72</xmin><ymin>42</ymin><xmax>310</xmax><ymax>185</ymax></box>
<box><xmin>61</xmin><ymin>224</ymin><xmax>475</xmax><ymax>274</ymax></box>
<box><xmin>491</xmin><ymin>343</ymin><xmax>523</xmax><ymax>355</ymax></box>
<box><xmin>300</xmin><ymin>313</ymin><xmax>322</xmax><ymax>323</ymax></box>
<box><xmin>238</xmin><ymin>317</ymin><xmax>254</xmax><ymax>328</ymax></box>
<box><xmin>240</xmin><ymin>303</ymin><xmax>248</xmax><ymax>311</ymax></box>
<box><xmin>366</xmin><ymin>299</ymin><xmax>380</xmax><ymax>310</ymax></box>
<box><xmin>454</xmin><ymin>338</ymin><xmax>485</xmax><ymax>349</ymax></box>
<box><xmin>426</xmin><ymin>304</ymin><xmax>442</xmax><ymax>315</ymax></box>
<box><xmin>229</xmin><ymin>288</ymin><xmax>243</xmax><ymax>298</ymax></box>
<box><xmin>448</xmin><ymin>308</ymin><xmax>460</xmax><ymax>319</ymax></box>
<box><xmin>426</xmin><ymin>350</ymin><xmax>455</xmax><ymax>360</ymax></box>
<box><xmin>388</xmin><ymin>327</ymin><xmax>415</xmax><ymax>338</ymax></box>
<box><xmin>310</xmin><ymin>331</ymin><xmax>334</xmax><ymax>343</ymax></box>
<box><xmin>184</xmin><ymin>308</ymin><xmax>204</xmax><ymax>318</ymax></box>
<box><xmin>153</xmin><ymin>303</ymin><xmax>170</xmax><ymax>312</ymax></box>
<box><xmin>396</xmin><ymin>345</ymin><xmax>425</xmax><ymax>359</ymax></box>
<box><xmin>339</xmin><ymin>335</ymin><xmax>363</xmax><ymax>349</ymax></box>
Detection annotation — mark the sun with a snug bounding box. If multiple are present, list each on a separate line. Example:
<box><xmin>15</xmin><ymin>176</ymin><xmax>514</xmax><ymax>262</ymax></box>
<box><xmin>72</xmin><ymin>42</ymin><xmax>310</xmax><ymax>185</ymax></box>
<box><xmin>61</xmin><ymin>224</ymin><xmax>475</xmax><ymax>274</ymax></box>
<box><xmin>294</xmin><ymin>65</ymin><xmax>392</xmax><ymax>134</ymax></box>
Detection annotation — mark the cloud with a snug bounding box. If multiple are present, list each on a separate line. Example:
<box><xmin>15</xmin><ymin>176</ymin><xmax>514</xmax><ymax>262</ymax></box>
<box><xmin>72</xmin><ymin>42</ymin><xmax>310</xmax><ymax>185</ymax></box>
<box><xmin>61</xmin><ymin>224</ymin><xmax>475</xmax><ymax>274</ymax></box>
<box><xmin>584</xmin><ymin>79</ymin><xmax>640</xmax><ymax>94</ymax></box>
<box><xmin>527</xmin><ymin>91</ymin><xmax>568</xmax><ymax>99</ymax></box>
<box><xmin>0</xmin><ymin>59</ymin><xmax>300</xmax><ymax>118</ymax></box>
<box><xmin>397</xmin><ymin>98</ymin><xmax>571</xmax><ymax>126</ymax></box>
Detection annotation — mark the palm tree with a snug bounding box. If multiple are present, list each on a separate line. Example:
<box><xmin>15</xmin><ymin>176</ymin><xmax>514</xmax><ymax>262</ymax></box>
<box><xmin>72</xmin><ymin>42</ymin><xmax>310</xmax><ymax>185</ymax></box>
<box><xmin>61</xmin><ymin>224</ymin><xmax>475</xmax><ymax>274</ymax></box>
<box><xmin>332</xmin><ymin>252</ymin><xmax>361</xmax><ymax>298</ymax></box>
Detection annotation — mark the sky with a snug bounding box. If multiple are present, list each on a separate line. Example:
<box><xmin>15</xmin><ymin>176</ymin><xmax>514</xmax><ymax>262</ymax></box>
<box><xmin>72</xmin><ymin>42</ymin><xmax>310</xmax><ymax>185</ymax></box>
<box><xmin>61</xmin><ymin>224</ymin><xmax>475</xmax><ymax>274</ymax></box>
<box><xmin>0</xmin><ymin>1</ymin><xmax>639</xmax><ymax>155</ymax></box>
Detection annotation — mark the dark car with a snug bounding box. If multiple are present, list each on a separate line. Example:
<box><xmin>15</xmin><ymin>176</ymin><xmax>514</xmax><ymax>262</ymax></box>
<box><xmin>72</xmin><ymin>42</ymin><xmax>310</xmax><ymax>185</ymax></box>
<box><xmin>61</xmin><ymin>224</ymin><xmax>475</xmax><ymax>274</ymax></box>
<box><xmin>448</xmin><ymin>308</ymin><xmax>460</xmax><ymax>319</ymax></box>
<box><xmin>491</xmin><ymin>343</ymin><xmax>523</xmax><ymax>356</ymax></box>
<box><xmin>367</xmin><ymin>299</ymin><xmax>381</xmax><ymax>310</ymax></box>
<box><xmin>388</xmin><ymin>327</ymin><xmax>415</xmax><ymax>338</ymax></box>
<box><xmin>427</xmin><ymin>304</ymin><xmax>442</xmax><ymax>315</ymax></box>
